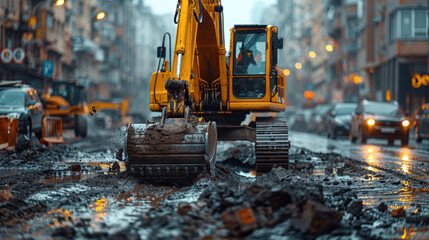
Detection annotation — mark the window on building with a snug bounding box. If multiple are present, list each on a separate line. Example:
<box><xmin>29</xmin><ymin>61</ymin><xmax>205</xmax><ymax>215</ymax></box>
<box><xmin>346</xmin><ymin>18</ymin><xmax>357</xmax><ymax>40</ymax></box>
<box><xmin>46</xmin><ymin>13</ymin><xmax>53</xmax><ymax>29</ymax></box>
<box><xmin>78</xmin><ymin>1</ymin><xmax>84</xmax><ymax>16</ymax></box>
<box><xmin>390</xmin><ymin>8</ymin><xmax>429</xmax><ymax>40</ymax></box>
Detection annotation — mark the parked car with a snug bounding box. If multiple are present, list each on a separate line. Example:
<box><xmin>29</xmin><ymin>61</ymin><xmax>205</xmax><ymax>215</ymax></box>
<box><xmin>291</xmin><ymin>109</ymin><xmax>312</xmax><ymax>131</ymax></box>
<box><xmin>308</xmin><ymin>104</ymin><xmax>331</xmax><ymax>134</ymax></box>
<box><xmin>0</xmin><ymin>81</ymin><xmax>44</xmax><ymax>139</ymax></box>
<box><xmin>349</xmin><ymin>100</ymin><xmax>410</xmax><ymax>146</ymax></box>
<box><xmin>413</xmin><ymin>103</ymin><xmax>429</xmax><ymax>143</ymax></box>
<box><xmin>326</xmin><ymin>102</ymin><xmax>357</xmax><ymax>139</ymax></box>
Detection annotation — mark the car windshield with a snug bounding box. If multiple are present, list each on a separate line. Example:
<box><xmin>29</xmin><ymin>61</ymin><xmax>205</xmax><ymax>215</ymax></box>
<box><xmin>335</xmin><ymin>105</ymin><xmax>356</xmax><ymax>116</ymax></box>
<box><xmin>316</xmin><ymin>105</ymin><xmax>330</xmax><ymax>115</ymax></box>
<box><xmin>365</xmin><ymin>103</ymin><xmax>400</xmax><ymax>117</ymax></box>
<box><xmin>0</xmin><ymin>89</ymin><xmax>25</xmax><ymax>106</ymax></box>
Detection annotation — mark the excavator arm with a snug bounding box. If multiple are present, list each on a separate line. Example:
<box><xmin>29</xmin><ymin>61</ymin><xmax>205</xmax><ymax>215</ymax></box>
<box><xmin>126</xmin><ymin>0</ymin><xmax>223</xmax><ymax>183</ymax></box>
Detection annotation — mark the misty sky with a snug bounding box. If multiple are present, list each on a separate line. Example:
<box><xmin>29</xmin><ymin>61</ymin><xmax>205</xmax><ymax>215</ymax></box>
<box><xmin>146</xmin><ymin>0</ymin><xmax>277</xmax><ymax>48</ymax></box>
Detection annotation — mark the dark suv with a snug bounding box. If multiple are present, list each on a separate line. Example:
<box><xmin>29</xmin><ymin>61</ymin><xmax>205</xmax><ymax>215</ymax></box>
<box><xmin>349</xmin><ymin>100</ymin><xmax>410</xmax><ymax>146</ymax></box>
<box><xmin>0</xmin><ymin>81</ymin><xmax>44</xmax><ymax>139</ymax></box>
<box><xmin>413</xmin><ymin>103</ymin><xmax>429</xmax><ymax>143</ymax></box>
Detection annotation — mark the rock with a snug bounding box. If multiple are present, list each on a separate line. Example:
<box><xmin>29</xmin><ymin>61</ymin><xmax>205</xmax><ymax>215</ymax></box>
<box><xmin>255</xmin><ymin>168</ymin><xmax>292</xmax><ymax>184</ymax></box>
<box><xmin>116</xmin><ymin>148</ymin><xmax>123</xmax><ymax>161</ymax></box>
<box><xmin>109</xmin><ymin>162</ymin><xmax>120</xmax><ymax>172</ymax></box>
<box><xmin>406</xmin><ymin>215</ymin><xmax>429</xmax><ymax>225</ymax></box>
<box><xmin>15</xmin><ymin>135</ymin><xmax>31</xmax><ymax>153</ymax></box>
<box><xmin>391</xmin><ymin>207</ymin><xmax>406</xmax><ymax>218</ymax></box>
<box><xmin>0</xmin><ymin>190</ymin><xmax>13</xmax><ymax>202</ymax></box>
<box><xmin>178</xmin><ymin>204</ymin><xmax>194</xmax><ymax>215</ymax></box>
<box><xmin>221</xmin><ymin>206</ymin><xmax>257</xmax><ymax>236</ymax></box>
<box><xmin>293</xmin><ymin>200</ymin><xmax>342</xmax><ymax>235</ymax></box>
<box><xmin>347</xmin><ymin>200</ymin><xmax>363</xmax><ymax>216</ymax></box>
<box><xmin>378</xmin><ymin>202</ymin><xmax>388</xmax><ymax>212</ymax></box>
<box><xmin>70</xmin><ymin>164</ymin><xmax>81</xmax><ymax>172</ymax></box>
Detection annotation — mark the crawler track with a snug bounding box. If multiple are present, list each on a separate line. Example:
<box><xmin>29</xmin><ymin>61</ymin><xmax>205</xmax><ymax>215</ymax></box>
<box><xmin>255</xmin><ymin>118</ymin><xmax>290</xmax><ymax>173</ymax></box>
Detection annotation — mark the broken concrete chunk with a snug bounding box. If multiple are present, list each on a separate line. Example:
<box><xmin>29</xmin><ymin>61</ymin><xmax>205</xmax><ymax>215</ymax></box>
<box><xmin>391</xmin><ymin>207</ymin><xmax>406</xmax><ymax>218</ymax></box>
<box><xmin>293</xmin><ymin>200</ymin><xmax>342</xmax><ymax>235</ymax></box>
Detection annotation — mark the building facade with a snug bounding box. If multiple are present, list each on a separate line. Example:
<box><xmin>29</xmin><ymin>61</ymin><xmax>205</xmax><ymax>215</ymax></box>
<box><xmin>357</xmin><ymin>0</ymin><xmax>429</xmax><ymax>114</ymax></box>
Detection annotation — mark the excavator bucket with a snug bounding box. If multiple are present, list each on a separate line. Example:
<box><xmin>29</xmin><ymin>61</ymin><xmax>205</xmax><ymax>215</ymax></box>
<box><xmin>125</xmin><ymin>116</ymin><xmax>217</xmax><ymax>184</ymax></box>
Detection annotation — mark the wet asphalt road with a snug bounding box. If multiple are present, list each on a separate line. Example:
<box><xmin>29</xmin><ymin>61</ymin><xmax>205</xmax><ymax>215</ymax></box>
<box><xmin>2</xmin><ymin>129</ymin><xmax>429</xmax><ymax>239</ymax></box>
<box><xmin>290</xmin><ymin>131</ymin><xmax>429</xmax><ymax>183</ymax></box>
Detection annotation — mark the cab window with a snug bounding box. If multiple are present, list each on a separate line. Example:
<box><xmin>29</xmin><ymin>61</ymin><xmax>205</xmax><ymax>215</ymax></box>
<box><xmin>233</xmin><ymin>31</ymin><xmax>267</xmax><ymax>75</ymax></box>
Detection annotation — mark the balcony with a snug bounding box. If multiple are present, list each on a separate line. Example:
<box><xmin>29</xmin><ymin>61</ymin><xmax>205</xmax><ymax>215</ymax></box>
<box><xmin>72</xmin><ymin>36</ymin><xmax>104</xmax><ymax>62</ymax></box>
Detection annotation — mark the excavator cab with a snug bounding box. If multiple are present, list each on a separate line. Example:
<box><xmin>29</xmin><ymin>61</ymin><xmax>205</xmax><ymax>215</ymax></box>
<box><xmin>229</xmin><ymin>25</ymin><xmax>285</xmax><ymax>111</ymax></box>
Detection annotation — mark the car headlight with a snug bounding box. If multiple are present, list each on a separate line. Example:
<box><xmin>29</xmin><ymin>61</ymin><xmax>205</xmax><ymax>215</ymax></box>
<box><xmin>402</xmin><ymin>120</ymin><xmax>410</xmax><ymax>127</ymax></box>
<box><xmin>7</xmin><ymin>113</ymin><xmax>21</xmax><ymax>119</ymax></box>
<box><xmin>367</xmin><ymin>118</ymin><xmax>375</xmax><ymax>126</ymax></box>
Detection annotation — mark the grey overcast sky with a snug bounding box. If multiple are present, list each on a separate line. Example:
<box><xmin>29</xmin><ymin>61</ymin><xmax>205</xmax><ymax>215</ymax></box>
<box><xmin>145</xmin><ymin>0</ymin><xmax>277</xmax><ymax>48</ymax></box>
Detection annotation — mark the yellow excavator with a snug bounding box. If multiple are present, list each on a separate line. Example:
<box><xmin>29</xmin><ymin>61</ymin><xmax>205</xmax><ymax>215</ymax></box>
<box><xmin>126</xmin><ymin>0</ymin><xmax>289</xmax><ymax>181</ymax></box>
<box><xmin>42</xmin><ymin>81</ymin><xmax>89</xmax><ymax>137</ymax></box>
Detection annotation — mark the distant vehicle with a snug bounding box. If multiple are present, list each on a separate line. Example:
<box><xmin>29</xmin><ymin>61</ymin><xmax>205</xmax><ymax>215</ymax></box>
<box><xmin>0</xmin><ymin>81</ymin><xmax>44</xmax><ymax>139</ymax></box>
<box><xmin>291</xmin><ymin>109</ymin><xmax>312</xmax><ymax>131</ymax></box>
<box><xmin>326</xmin><ymin>103</ymin><xmax>357</xmax><ymax>139</ymax></box>
<box><xmin>278</xmin><ymin>106</ymin><xmax>297</xmax><ymax>122</ymax></box>
<box><xmin>413</xmin><ymin>103</ymin><xmax>429</xmax><ymax>143</ymax></box>
<box><xmin>308</xmin><ymin>104</ymin><xmax>331</xmax><ymax>134</ymax></box>
<box><xmin>349</xmin><ymin>100</ymin><xmax>410</xmax><ymax>146</ymax></box>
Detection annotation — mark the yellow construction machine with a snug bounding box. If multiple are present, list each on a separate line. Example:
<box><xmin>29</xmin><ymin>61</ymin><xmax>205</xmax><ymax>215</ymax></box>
<box><xmin>90</xmin><ymin>98</ymin><xmax>133</xmax><ymax>128</ymax></box>
<box><xmin>42</xmin><ymin>81</ymin><xmax>89</xmax><ymax>137</ymax></box>
<box><xmin>126</xmin><ymin>0</ymin><xmax>288</xmax><ymax>181</ymax></box>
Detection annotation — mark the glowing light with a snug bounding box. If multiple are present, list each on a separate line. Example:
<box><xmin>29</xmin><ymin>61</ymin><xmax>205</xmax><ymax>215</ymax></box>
<box><xmin>402</xmin><ymin>120</ymin><xmax>410</xmax><ymax>127</ymax></box>
<box><xmin>325</xmin><ymin>44</ymin><xmax>334</xmax><ymax>52</ymax></box>
<box><xmin>96</xmin><ymin>12</ymin><xmax>106</xmax><ymax>20</ymax></box>
<box><xmin>402</xmin><ymin>155</ymin><xmax>409</xmax><ymax>161</ymax></box>
<box><xmin>367</xmin><ymin>119</ymin><xmax>375</xmax><ymax>126</ymax></box>
<box><xmin>295</xmin><ymin>63</ymin><xmax>302</xmax><ymax>70</ymax></box>
<box><xmin>368</xmin><ymin>166</ymin><xmax>373</xmax><ymax>171</ymax></box>
<box><xmin>55</xmin><ymin>0</ymin><xmax>65</xmax><ymax>6</ymax></box>
<box><xmin>304</xmin><ymin>91</ymin><xmax>315</xmax><ymax>98</ymax></box>
<box><xmin>386</xmin><ymin>90</ymin><xmax>391</xmax><ymax>102</ymax></box>
<box><xmin>283</xmin><ymin>69</ymin><xmax>291</xmax><ymax>76</ymax></box>
<box><xmin>309</xmin><ymin>51</ymin><xmax>317</xmax><ymax>58</ymax></box>
<box><xmin>353</xmin><ymin>75</ymin><xmax>363</xmax><ymax>84</ymax></box>
<box><xmin>402</xmin><ymin>164</ymin><xmax>409</xmax><ymax>173</ymax></box>
<box><xmin>368</xmin><ymin>154</ymin><xmax>373</xmax><ymax>162</ymax></box>
<box><xmin>369</xmin><ymin>148</ymin><xmax>373</xmax><ymax>153</ymax></box>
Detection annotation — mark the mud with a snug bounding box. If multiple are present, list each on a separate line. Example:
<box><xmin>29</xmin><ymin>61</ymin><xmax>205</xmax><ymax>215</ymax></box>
<box><xmin>1</xmin><ymin>131</ymin><xmax>429</xmax><ymax>239</ymax></box>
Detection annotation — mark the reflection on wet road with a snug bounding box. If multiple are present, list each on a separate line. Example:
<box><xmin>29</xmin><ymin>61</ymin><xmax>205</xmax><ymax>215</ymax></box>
<box><xmin>290</xmin><ymin>131</ymin><xmax>429</xmax><ymax>214</ymax></box>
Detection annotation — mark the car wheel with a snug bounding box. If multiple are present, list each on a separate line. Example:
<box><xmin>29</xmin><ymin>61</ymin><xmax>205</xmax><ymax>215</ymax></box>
<box><xmin>415</xmin><ymin>128</ymin><xmax>423</xmax><ymax>143</ymax></box>
<box><xmin>401</xmin><ymin>138</ymin><xmax>409</xmax><ymax>147</ymax></box>
<box><xmin>332</xmin><ymin>130</ymin><xmax>337</xmax><ymax>140</ymax></box>
<box><xmin>358</xmin><ymin>127</ymin><xmax>367</xmax><ymax>144</ymax></box>
<box><xmin>25</xmin><ymin>119</ymin><xmax>32</xmax><ymax>141</ymax></box>
<box><xmin>387</xmin><ymin>139</ymin><xmax>394</xmax><ymax>146</ymax></box>
<box><xmin>349</xmin><ymin>129</ymin><xmax>357</xmax><ymax>143</ymax></box>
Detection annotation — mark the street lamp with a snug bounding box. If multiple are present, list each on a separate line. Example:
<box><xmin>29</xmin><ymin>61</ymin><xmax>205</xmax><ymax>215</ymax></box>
<box><xmin>295</xmin><ymin>62</ymin><xmax>303</xmax><ymax>70</ymax></box>
<box><xmin>283</xmin><ymin>69</ymin><xmax>291</xmax><ymax>76</ymax></box>
<box><xmin>325</xmin><ymin>44</ymin><xmax>334</xmax><ymax>52</ymax></box>
<box><xmin>96</xmin><ymin>12</ymin><xmax>106</xmax><ymax>20</ymax></box>
<box><xmin>55</xmin><ymin>0</ymin><xmax>65</xmax><ymax>6</ymax></box>
<box><xmin>309</xmin><ymin>51</ymin><xmax>317</xmax><ymax>58</ymax></box>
